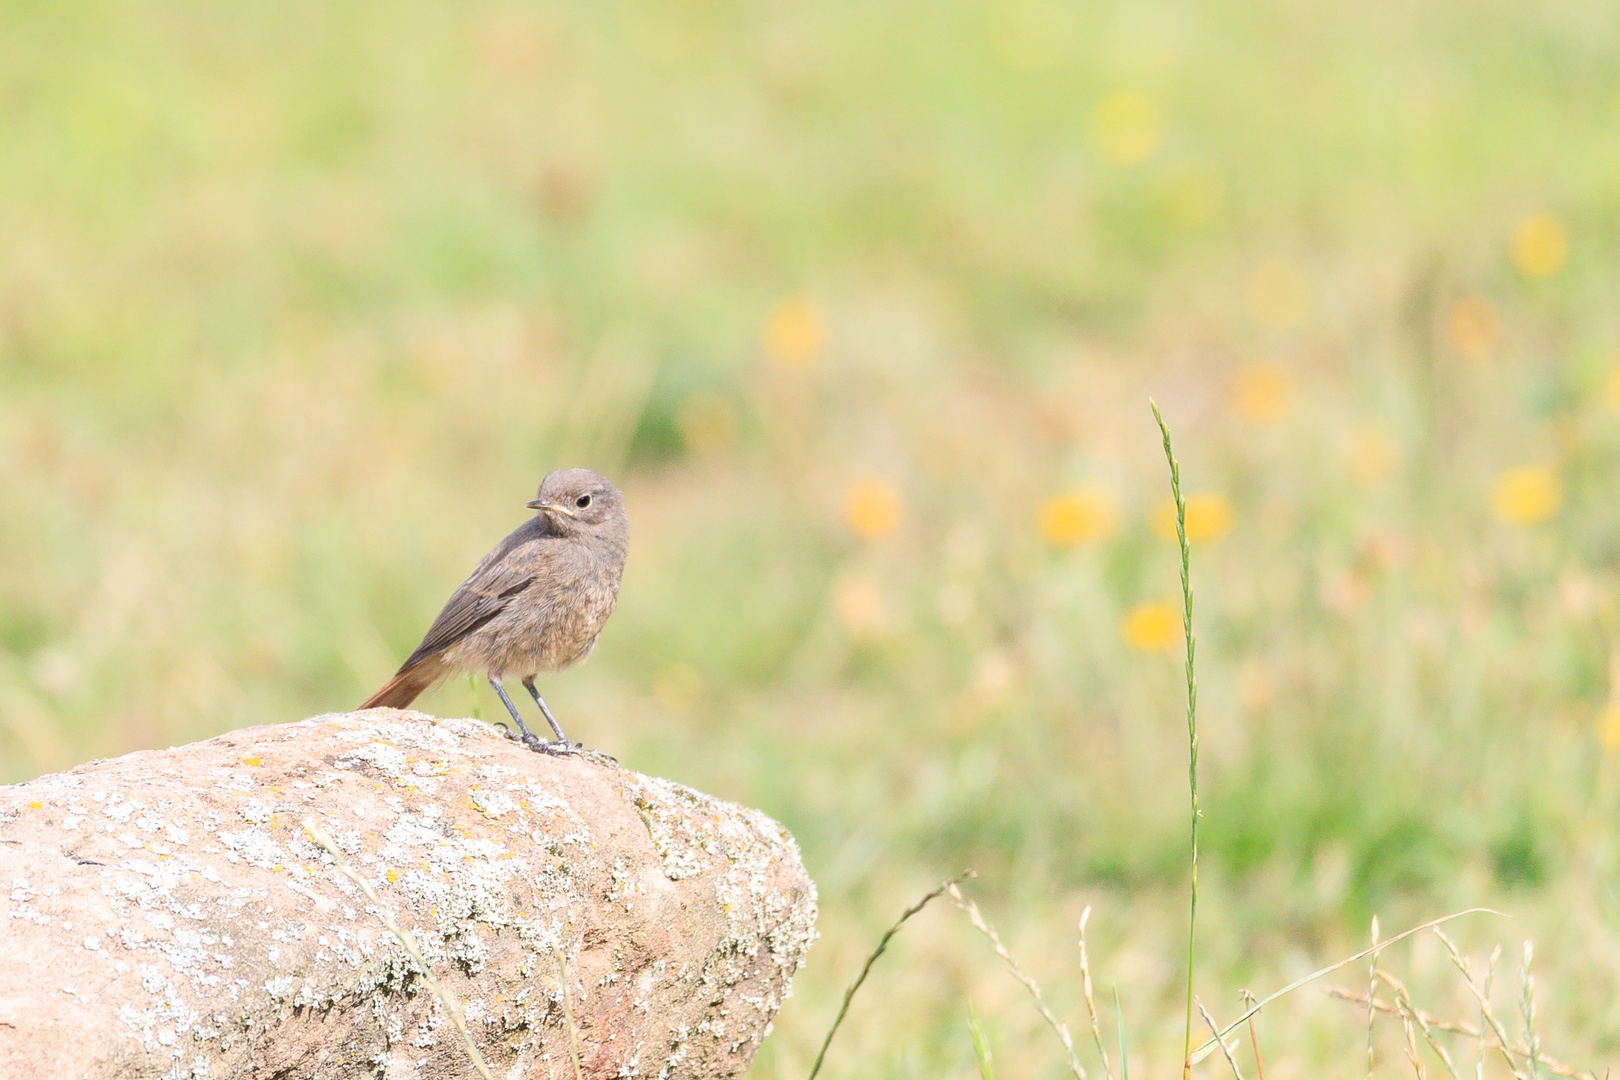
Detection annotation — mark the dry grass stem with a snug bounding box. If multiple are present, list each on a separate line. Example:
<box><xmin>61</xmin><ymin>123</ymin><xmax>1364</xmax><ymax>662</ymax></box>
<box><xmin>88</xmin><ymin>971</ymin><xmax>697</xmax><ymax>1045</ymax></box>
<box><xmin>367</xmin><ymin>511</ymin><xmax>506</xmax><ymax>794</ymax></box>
<box><xmin>806</xmin><ymin>871</ymin><xmax>974</xmax><ymax>1080</ymax></box>
<box><xmin>558</xmin><ymin>949</ymin><xmax>585</xmax><ymax>1080</ymax></box>
<box><xmin>1435</xmin><ymin>930</ymin><xmax>1530</xmax><ymax>1080</ymax></box>
<box><xmin>302</xmin><ymin>819</ymin><xmax>495</xmax><ymax>1080</ymax></box>
<box><xmin>1327</xmin><ymin>989</ymin><xmax>1595</xmax><ymax>1080</ymax></box>
<box><xmin>1483</xmin><ymin>946</ymin><xmax>1502</xmax><ymax>1080</ymax></box>
<box><xmin>1369</xmin><ymin>916</ymin><xmax>1382</xmax><ymax>1080</ymax></box>
<box><xmin>1239</xmin><ymin>990</ymin><xmax>1267</xmax><ymax>1080</ymax></box>
<box><xmin>1195</xmin><ymin>997</ymin><xmax>1245</xmax><ymax>1080</ymax></box>
<box><xmin>1189</xmin><ymin>909</ymin><xmax>1497</xmax><ymax>1065</ymax></box>
<box><xmin>1377</xmin><ymin>969</ymin><xmax>1461</xmax><ymax>1080</ymax></box>
<box><xmin>948</xmin><ymin>882</ymin><xmax>1088</xmax><ymax>1080</ymax></box>
<box><xmin>1401</xmin><ymin>1002</ymin><xmax>1428</xmax><ymax>1080</ymax></box>
<box><xmin>1078</xmin><ymin>907</ymin><xmax>1113</xmax><ymax>1080</ymax></box>
<box><xmin>1520</xmin><ymin>942</ymin><xmax>1540</xmax><ymax>1080</ymax></box>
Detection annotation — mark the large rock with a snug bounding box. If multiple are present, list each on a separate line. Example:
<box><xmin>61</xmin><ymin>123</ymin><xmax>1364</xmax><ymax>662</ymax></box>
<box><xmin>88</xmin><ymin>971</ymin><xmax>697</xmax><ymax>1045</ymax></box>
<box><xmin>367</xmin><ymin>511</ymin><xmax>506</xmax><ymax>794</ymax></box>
<box><xmin>0</xmin><ymin>710</ymin><xmax>817</xmax><ymax>1079</ymax></box>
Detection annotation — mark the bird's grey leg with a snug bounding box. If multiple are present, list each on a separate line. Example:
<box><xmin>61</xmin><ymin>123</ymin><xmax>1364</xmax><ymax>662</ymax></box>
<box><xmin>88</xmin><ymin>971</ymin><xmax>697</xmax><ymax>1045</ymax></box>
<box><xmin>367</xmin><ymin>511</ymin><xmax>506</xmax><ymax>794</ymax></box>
<box><xmin>490</xmin><ymin>678</ymin><xmax>544</xmax><ymax>750</ymax></box>
<box><xmin>522</xmin><ymin>678</ymin><xmax>572</xmax><ymax>745</ymax></box>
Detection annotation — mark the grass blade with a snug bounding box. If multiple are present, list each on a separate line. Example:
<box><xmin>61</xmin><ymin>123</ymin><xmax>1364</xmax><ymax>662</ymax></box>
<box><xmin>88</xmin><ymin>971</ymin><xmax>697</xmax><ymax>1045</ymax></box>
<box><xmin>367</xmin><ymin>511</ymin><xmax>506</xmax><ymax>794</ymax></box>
<box><xmin>1149</xmin><ymin>399</ymin><xmax>1200</xmax><ymax>1080</ymax></box>
<box><xmin>806</xmin><ymin>871</ymin><xmax>973</xmax><ymax>1080</ymax></box>
<box><xmin>1189</xmin><ymin>908</ymin><xmax>1502</xmax><ymax>1064</ymax></box>
<box><xmin>968</xmin><ymin>1002</ymin><xmax>996</xmax><ymax>1080</ymax></box>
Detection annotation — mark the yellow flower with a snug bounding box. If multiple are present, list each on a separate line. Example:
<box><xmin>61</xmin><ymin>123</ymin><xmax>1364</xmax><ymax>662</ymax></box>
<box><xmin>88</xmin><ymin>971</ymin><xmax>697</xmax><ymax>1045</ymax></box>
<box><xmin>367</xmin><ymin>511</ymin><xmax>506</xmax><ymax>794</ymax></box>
<box><xmin>1232</xmin><ymin>364</ymin><xmax>1291</xmax><ymax>423</ymax></box>
<box><xmin>1247</xmin><ymin>259</ymin><xmax>1305</xmax><ymax>330</ymax></box>
<box><xmin>843</xmin><ymin>479</ymin><xmax>902</xmax><ymax>539</ymax></box>
<box><xmin>834</xmin><ymin>574</ymin><xmax>889</xmax><ymax>638</ymax></box>
<box><xmin>1122</xmin><ymin>602</ymin><xmax>1178</xmax><ymax>651</ymax></box>
<box><xmin>676</xmin><ymin>392</ymin><xmax>737</xmax><ymax>453</ymax></box>
<box><xmin>1037</xmin><ymin>487</ymin><xmax>1118</xmax><ymax>546</ymax></box>
<box><xmin>1491</xmin><ymin>466</ymin><xmax>1561</xmax><ymax>525</ymax></box>
<box><xmin>1603</xmin><ymin>367</ymin><xmax>1620</xmax><ymax>414</ymax></box>
<box><xmin>1090</xmin><ymin>91</ymin><xmax>1159</xmax><ymax>165</ymax></box>
<box><xmin>1347</xmin><ymin>426</ymin><xmax>1396</xmax><ymax>486</ymax></box>
<box><xmin>653</xmin><ymin>663</ymin><xmax>704</xmax><ymax>711</ymax></box>
<box><xmin>1601</xmin><ymin>704</ymin><xmax>1620</xmax><ymax>751</ymax></box>
<box><xmin>1446</xmin><ymin>297</ymin><xmax>1499</xmax><ymax>359</ymax></box>
<box><xmin>763</xmin><ymin>297</ymin><xmax>826</xmax><ymax>369</ymax></box>
<box><xmin>1511</xmin><ymin>215</ymin><xmax>1567</xmax><ymax>279</ymax></box>
<box><xmin>1152</xmin><ymin>493</ymin><xmax>1232</xmax><ymax>543</ymax></box>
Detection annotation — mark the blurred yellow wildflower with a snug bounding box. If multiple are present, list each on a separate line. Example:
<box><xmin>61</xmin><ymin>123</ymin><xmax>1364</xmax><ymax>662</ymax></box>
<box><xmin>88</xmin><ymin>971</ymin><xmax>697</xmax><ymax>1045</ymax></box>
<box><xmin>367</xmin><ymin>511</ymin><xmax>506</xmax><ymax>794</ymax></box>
<box><xmin>1246</xmin><ymin>259</ymin><xmax>1306</xmax><ymax>330</ymax></box>
<box><xmin>1232</xmin><ymin>364</ymin><xmax>1291</xmax><ymax>423</ymax></box>
<box><xmin>1511</xmin><ymin>215</ymin><xmax>1567</xmax><ymax>279</ymax></box>
<box><xmin>1122</xmin><ymin>602</ymin><xmax>1178</xmax><ymax>651</ymax></box>
<box><xmin>1603</xmin><ymin>366</ymin><xmax>1620</xmax><ymax>414</ymax></box>
<box><xmin>676</xmin><ymin>392</ymin><xmax>737</xmax><ymax>453</ymax></box>
<box><xmin>653</xmin><ymin>663</ymin><xmax>703</xmax><ymax>711</ymax></box>
<box><xmin>843</xmin><ymin>478</ymin><xmax>902</xmax><ymax>539</ymax></box>
<box><xmin>1090</xmin><ymin>91</ymin><xmax>1159</xmax><ymax>165</ymax></box>
<box><xmin>763</xmin><ymin>297</ymin><xmax>826</xmax><ymax>369</ymax></box>
<box><xmin>1600</xmin><ymin>704</ymin><xmax>1620</xmax><ymax>751</ymax></box>
<box><xmin>1152</xmin><ymin>493</ymin><xmax>1232</xmax><ymax>543</ymax></box>
<box><xmin>1446</xmin><ymin>297</ymin><xmax>1499</xmax><ymax>359</ymax></box>
<box><xmin>1491</xmin><ymin>466</ymin><xmax>1561</xmax><ymax>525</ymax></box>
<box><xmin>1348</xmin><ymin>426</ymin><xmax>1396</xmax><ymax>486</ymax></box>
<box><xmin>834</xmin><ymin>574</ymin><xmax>890</xmax><ymax>638</ymax></box>
<box><xmin>1037</xmin><ymin>487</ymin><xmax>1118</xmax><ymax>546</ymax></box>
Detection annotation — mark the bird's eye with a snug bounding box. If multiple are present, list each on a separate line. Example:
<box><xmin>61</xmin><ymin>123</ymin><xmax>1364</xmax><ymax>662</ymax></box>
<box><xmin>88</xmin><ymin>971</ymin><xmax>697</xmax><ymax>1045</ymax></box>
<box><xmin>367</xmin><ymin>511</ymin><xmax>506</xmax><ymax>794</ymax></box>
<box><xmin>576</xmin><ymin>494</ymin><xmax>592</xmax><ymax>508</ymax></box>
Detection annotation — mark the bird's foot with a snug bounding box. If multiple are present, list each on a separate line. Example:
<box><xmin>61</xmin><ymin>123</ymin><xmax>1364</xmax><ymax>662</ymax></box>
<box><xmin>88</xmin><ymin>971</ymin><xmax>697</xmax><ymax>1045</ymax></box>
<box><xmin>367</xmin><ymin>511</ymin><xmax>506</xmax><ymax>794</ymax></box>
<box><xmin>534</xmin><ymin>739</ymin><xmax>581</xmax><ymax>756</ymax></box>
<box><xmin>528</xmin><ymin>739</ymin><xmax>617</xmax><ymax>765</ymax></box>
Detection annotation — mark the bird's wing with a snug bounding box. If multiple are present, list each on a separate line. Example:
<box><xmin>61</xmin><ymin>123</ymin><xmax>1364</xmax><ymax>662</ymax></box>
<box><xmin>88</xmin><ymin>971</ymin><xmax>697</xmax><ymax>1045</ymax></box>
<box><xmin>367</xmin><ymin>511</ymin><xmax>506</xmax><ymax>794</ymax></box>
<box><xmin>396</xmin><ymin>518</ymin><xmax>549</xmax><ymax>673</ymax></box>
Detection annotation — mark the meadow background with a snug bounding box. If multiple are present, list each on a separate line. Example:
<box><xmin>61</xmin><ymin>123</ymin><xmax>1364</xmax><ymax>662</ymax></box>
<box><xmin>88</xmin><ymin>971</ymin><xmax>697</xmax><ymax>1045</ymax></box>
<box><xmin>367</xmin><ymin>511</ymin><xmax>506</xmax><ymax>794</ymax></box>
<box><xmin>4</xmin><ymin>0</ymin><xmax>1620</xmax><ymax>1074</ymax></box>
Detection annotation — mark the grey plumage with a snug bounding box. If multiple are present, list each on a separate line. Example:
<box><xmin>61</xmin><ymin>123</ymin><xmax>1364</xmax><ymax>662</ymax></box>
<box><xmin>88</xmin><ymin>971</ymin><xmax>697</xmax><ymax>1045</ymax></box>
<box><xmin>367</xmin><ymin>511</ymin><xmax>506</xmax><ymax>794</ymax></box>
<box><xmin>361</xmin><ymin>468</ymin><xmax>629</xmax><ymax>751</ymax></box>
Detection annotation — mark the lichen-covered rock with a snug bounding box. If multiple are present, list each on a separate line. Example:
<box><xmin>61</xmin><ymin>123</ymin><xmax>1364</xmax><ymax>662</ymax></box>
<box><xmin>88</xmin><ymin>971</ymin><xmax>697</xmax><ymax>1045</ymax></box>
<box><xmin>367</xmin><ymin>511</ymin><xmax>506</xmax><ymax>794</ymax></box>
<box><xmin>0</xmin><ymin>710</ymin><xmax>817</xmax><ymax>1079</ymax></box>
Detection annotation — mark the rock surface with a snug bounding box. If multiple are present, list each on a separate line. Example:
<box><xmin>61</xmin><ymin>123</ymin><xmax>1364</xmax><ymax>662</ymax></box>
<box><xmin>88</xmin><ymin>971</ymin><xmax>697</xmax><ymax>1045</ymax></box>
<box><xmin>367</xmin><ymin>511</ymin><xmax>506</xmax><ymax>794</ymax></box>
<box><xmin>0</xmin><ymin>710</ymin><xmax>817</xmax><ymax>1079</ymax></box>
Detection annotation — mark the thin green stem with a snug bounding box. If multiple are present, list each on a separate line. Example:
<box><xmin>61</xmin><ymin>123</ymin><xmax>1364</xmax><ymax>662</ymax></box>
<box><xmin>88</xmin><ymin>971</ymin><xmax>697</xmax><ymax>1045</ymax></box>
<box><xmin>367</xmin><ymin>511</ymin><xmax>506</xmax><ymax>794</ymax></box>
<box><xmin>1150</xmin><ymin>400</ymin><xmax>1198</xmax><ymax>1080</ymax></box>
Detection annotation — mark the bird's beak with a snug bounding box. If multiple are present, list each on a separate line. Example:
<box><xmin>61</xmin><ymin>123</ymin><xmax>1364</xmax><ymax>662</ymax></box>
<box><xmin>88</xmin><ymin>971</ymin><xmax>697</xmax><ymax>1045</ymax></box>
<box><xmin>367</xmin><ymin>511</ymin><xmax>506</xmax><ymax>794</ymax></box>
<box><xmin>526</xmin><ymin>499</ymin><xmax>575</xmax><ymax>517</ymax></box>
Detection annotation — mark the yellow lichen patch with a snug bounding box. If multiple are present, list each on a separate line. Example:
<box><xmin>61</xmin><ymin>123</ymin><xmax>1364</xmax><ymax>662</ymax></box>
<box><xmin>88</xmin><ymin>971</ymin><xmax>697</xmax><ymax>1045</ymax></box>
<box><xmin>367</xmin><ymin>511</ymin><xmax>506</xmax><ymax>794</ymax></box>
<box><xmin>1122</xmin><ymin>603</ymin><xmax>1178</xmax><ymax>651</ymax></box>
<box><xmin>1037</xmin><ymin>487</ymin><xmax>1117</xmax><ymax>546</ymax></box>
<box><xmin>386</xmin><ymin>868</ymin><xmax>399</xmax><ymax>883</ymax></box>
<box><xmin>27</xmin><ymin>801</ymin><xmax>41</xmax><ymax>810</ymax></box>
<box><xmin>1491</xmin><ymin>466</ymin><xmax>1561</xmax><ymax>525</ymax></box>
<box><xmin>243</xmin><ymin>756</ymin><xmax>262</xmax><ymax>766</ymax></box>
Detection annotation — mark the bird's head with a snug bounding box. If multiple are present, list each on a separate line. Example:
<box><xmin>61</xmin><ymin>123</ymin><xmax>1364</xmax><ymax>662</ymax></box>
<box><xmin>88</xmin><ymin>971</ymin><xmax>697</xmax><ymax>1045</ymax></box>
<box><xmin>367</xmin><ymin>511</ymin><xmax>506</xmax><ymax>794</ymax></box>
<box><xmin>527</xmin><ymin>468</ymin><xmax>627</xmax><ymax>540</ymax></box>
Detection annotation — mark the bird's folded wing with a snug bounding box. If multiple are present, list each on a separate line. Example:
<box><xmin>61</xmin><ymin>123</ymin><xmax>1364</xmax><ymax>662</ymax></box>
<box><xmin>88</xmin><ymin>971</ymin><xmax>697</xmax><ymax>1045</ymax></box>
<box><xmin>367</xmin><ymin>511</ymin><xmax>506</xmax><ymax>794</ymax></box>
<box><xmin>397</xmin><ymin>548</ymin><xmax>536</xmax><ymax>673</ymax></box>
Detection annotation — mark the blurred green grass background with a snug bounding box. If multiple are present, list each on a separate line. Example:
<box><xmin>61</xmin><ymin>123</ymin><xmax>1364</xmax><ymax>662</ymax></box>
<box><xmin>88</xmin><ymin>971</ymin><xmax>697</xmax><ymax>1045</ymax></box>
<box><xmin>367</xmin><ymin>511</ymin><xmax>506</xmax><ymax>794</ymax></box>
<box><xmin>4</xmin><ymin>0</ymin><xmax>1620</xmax><ymax>1074</ymax></box>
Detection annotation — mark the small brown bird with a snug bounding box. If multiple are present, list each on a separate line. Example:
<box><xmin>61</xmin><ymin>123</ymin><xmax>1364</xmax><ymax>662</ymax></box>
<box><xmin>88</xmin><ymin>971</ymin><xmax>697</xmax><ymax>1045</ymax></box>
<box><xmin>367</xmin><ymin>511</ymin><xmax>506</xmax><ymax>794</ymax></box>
<box><xmin>361</xmin><ymin>468</ymin><xmax>629</xmax><ymax>753</ymax></box>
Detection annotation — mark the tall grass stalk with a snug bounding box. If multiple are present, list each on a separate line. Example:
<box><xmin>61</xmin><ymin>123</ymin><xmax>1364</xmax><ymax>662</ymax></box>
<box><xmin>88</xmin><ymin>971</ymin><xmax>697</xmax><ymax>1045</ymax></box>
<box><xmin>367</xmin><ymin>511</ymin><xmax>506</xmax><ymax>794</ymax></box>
<box><xmin>1150</xmin><ymin>400</ymin><xmax>1200</xmax><ymax>1080</ymax></box>
<box><xmin>806</xmin><ymin>871</ymin><xmax>973</xmax><ymax>1080</ymax></box>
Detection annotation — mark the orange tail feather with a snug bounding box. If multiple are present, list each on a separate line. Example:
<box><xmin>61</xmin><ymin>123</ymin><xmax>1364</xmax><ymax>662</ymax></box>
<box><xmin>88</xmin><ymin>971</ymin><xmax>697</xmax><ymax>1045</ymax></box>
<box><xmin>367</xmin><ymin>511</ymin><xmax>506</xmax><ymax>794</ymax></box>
<box><xmin>360</xmin><ymin>656</ymin><xmax>448</xmax><ymax>710</ymax></box>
